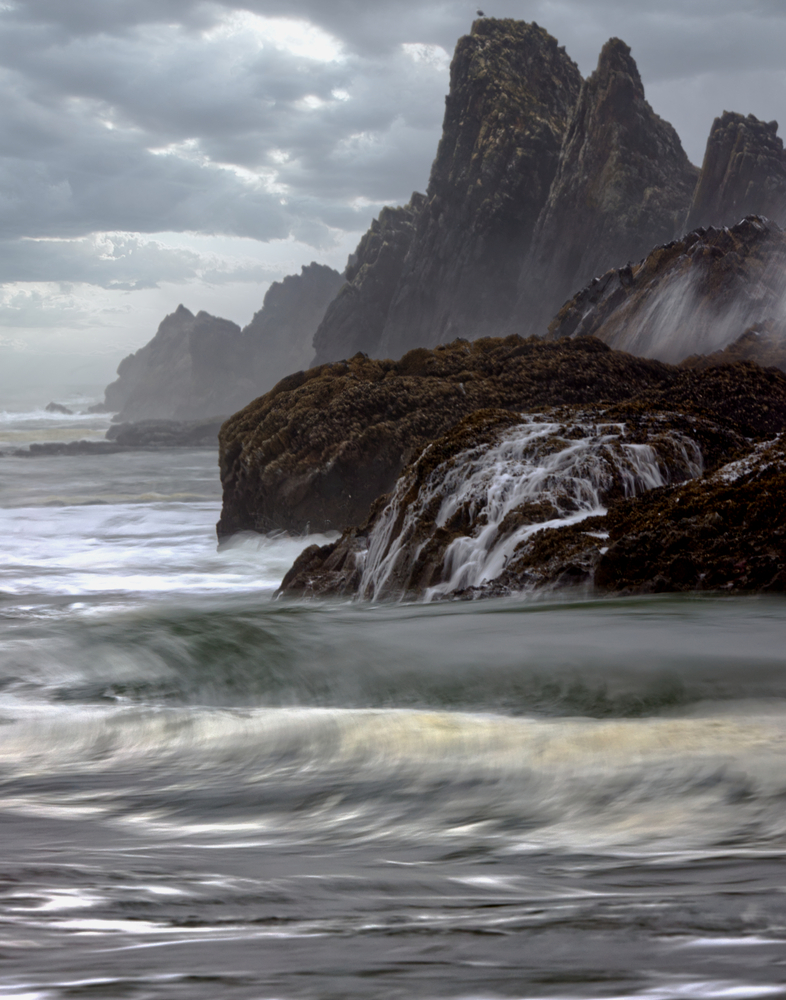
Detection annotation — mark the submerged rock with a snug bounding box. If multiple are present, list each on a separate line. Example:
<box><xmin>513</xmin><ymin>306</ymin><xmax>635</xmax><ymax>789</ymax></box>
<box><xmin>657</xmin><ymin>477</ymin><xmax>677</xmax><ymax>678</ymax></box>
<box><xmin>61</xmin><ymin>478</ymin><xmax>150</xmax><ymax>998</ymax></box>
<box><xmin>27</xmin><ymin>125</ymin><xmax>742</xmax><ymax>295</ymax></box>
<box><xmin>44</xmin><ymin>402</ymin><xmax>73</xmax><ymax>415</ymax></box>
<box><xmin>278</xmin><ymin>361</ymin><xmax>786</xmax><ymax>600</ymax></box>
<box><xmin>686</xmin><ymin>112</ymin><xmax>786</xmax><ymax>231</ymax></box>
<box><xmin>105</xmin><ymin>418</ymin><xmax>223</xmax><ymax>448</ymax></box>
<box><xmin>216</xmin><ymin>336</ymin><xmax>682</xmax><ymax>539</ymax></box>
<box><xmin>547</xmin><ymin>216</ymin><xmax>786</xmax><ymax>363</ymax></box>
<box><xmin>513</xmin><ymin>38</ymin><xmax>698</xmax><ymax>338</ymax></box>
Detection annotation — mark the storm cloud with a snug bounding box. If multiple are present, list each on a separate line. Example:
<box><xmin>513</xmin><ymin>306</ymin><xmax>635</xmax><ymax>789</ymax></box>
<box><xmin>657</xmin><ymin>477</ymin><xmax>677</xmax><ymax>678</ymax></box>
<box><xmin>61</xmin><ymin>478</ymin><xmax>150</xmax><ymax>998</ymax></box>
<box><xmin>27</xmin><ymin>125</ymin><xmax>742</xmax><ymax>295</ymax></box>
<box><xmin>1</xmin><ymin>0</ymin><xmax>785</xmax><ymax>375</ymax></box>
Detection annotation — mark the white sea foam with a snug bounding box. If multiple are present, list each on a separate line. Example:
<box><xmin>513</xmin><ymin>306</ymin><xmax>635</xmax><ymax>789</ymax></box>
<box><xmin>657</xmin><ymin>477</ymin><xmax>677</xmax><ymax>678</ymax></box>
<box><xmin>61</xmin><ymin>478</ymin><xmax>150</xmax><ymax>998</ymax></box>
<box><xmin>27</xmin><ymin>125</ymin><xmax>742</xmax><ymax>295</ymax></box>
<box><xmin>357</xmin><ymin>416</ymin><xmax>702</xmax><ymax>600</ymax></box>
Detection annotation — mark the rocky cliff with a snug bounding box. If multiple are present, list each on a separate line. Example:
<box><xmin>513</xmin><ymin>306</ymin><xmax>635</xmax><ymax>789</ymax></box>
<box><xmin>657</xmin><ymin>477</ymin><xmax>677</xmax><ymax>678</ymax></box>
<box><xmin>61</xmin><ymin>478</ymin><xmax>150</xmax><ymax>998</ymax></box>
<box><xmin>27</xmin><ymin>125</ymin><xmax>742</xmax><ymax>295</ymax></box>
<box><xmin>547</xmin><ymin>216</ymin><xmax>786</xmax><ymax>363</ymax></box>
<box><xmin>686</xmin><ymin>112</ymin><xmax>786</xmax><ymax>231</ymax></box>
<box><xmin>104</xmin><ymin>306</ymin><xmax>243</xmax><ymax>422</ymax></box>
<box><xmin>375</xmin><ymin>19</ymin><xmax>582</xmax><ymax>358</ymax></box>
<box><xmin>311</xmin><ymin>197</ymin><xmax>425</xmax><ymax>364</ymax></box>
<box><xmin>512</xmin><ymin>38</ymin><xmax>698</xmax><ymax>337</ymax></box>
<box><xmin>101</xmin><ymin>263</ymin><xmax>341</xmax><ymax>422</ymax></box>
<box><xmin>305</xmin><ymin>22</ymin><xmax>786</xmax><ymax>368</ymax></box>
<box><xmin>244</xmin><ymin>262</ymin><xmax>344</xmax><ymax>382</ymax></box>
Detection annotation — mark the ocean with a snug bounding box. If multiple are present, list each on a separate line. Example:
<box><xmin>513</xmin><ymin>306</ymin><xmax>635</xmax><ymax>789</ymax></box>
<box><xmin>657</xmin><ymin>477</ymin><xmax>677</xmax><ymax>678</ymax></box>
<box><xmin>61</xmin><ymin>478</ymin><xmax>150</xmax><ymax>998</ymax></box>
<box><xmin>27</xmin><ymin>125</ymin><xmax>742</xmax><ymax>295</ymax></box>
<box><xmin>1</xmin><ymin>403</ymin><xmax>785</xmax><ymax>999</ymax></box>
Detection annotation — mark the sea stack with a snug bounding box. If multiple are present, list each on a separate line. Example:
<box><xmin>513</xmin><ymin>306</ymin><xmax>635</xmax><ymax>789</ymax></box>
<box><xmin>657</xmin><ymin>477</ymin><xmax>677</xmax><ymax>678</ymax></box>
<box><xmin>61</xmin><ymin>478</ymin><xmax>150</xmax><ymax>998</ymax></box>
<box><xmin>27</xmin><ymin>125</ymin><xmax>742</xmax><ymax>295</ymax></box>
<box><xmin>378</xmin><ymin>19</ymin><xmax>582</xmax><ymax>357</ymax></box>
<box><xmin>100</xmin><ymin>264</ymin><xmax>342</xmax><ymax>422</ymax></box>
<box><xmin>512</xmin><ymin>38</ymin><xmax>698</xmax><ymax>337</ymax></box>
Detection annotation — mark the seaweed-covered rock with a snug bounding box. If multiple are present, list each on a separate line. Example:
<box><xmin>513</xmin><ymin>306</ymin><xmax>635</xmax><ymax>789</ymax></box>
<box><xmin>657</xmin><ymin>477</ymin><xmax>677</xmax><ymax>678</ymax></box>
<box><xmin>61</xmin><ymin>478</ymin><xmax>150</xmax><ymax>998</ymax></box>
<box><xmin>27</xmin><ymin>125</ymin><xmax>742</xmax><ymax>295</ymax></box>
<box><xmin>217</xmin><ymin>336</ymin><xmax>680</xmax><ymax>538</ymax></box>
<box><xmin>594</xmin><ymin>435</ymin><xmax>786</xmax><ymax>593</ymax></box>
<box><xmin>685</xmin><ymin>112</ymin><xmax>786</xmax><ymax>231</ymax></box>
<box><xmin>278</xmin><ymin>361</ymin><xmax>786</xmax><ymax>600</ymax></box>
<box><xmin>376</xmin><ymin>19</ymin><xmax>582</xmax><ymax>358</ymax></box>
<box><xmin>311</xmin><ymin>196</ymin><xmax>425</xmax><ymax>364</ymax></box>
<box><xmin>547</xmin><ymin>216</ymin><xmax>786</xmax><ymax>363</ymax></box>
<box><xmin>513</xmin><ymin>38</ymin><xmax>698</xmax><ymax>337</ymax></box>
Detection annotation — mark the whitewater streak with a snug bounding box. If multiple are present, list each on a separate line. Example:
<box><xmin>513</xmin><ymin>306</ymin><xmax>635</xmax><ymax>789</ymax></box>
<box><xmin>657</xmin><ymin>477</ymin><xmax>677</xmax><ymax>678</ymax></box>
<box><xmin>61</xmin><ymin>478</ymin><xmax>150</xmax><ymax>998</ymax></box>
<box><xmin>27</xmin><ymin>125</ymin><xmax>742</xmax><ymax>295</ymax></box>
<box><xmin>358</xmin><ymin>416</ymin><xmax>703</xmax><ymax>600</ymax></box>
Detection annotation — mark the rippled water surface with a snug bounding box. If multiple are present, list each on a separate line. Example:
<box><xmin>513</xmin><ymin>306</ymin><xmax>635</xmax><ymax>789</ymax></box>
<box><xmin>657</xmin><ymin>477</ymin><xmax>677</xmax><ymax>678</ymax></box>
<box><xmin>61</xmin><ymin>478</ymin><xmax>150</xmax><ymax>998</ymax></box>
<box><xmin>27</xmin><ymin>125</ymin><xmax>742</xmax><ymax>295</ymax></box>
<box><xmin>1</xmin><ymin>410</ymin><xmax>786</xmax><ymax>999</ymax></box>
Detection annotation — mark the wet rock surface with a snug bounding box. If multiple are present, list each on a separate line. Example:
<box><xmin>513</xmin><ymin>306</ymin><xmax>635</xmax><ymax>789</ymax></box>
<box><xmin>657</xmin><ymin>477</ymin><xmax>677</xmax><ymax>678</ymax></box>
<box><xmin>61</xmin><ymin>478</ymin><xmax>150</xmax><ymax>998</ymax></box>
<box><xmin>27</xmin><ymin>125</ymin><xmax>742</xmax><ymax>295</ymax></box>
<box><xmin>217</xmin><ymin>336</ymin><xmax>684</xmax><ymax>538</ymax></box>
<box><xmin>547</xmin><ymin>216</ymin><xmax>786</xmax><ymax>363</ymax></box>
<box><xmin>686</xmin><ymin>112</ymin><xmax>786</xmax><ymax>231</ymax></box>
<box><xmin>278</xmin><ymin>360</ymin><xmax>786</xmax><ymax>600</ymax></box>
<box><xmin>594</xmin><ymin>435</ymin><xmax>786</xmax><ymax>594</ymax></box>
<box><xmin>513</xmin><ymin>38</ymin><xmax>698</xmax><ymax>338</ymax></box>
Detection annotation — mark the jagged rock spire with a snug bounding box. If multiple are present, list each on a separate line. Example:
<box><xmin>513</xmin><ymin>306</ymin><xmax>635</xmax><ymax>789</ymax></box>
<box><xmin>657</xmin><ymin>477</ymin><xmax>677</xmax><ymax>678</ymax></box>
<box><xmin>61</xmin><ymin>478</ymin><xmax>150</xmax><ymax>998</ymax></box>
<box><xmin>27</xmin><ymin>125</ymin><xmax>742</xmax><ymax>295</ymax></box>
<box><xmin>512</xmin><ymin>37</ymin><xmax>698</xmax><ymax>337</ymax></box>
<box><xmin>377</xmin><ymin>18</ymin><xmax>582</xmax><ymax>358</ymax></box>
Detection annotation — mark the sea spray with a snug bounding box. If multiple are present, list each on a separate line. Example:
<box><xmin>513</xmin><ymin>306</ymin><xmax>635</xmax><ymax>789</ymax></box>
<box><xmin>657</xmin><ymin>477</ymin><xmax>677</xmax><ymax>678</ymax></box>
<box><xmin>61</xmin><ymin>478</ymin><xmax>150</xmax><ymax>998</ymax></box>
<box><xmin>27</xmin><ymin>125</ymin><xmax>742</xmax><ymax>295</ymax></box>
<box><xmin>357</xmin><ymin>414</ymin><xmax>703</xmax><ymax>600</ymax></box>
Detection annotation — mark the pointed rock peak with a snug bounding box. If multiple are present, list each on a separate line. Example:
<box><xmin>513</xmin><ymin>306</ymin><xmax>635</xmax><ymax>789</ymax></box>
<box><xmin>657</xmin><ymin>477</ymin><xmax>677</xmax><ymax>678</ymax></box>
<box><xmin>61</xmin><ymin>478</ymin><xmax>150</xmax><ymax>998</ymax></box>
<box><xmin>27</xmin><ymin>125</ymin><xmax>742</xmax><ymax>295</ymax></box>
<box><xmin>591</xmin><ymin>37</ymin><xmax>644</xmax><ymax>99</ymax></box>
<box><xmin>173</xmin><ymin>304</ymin><xmax>194</xmax><ymax>318</ymax></box>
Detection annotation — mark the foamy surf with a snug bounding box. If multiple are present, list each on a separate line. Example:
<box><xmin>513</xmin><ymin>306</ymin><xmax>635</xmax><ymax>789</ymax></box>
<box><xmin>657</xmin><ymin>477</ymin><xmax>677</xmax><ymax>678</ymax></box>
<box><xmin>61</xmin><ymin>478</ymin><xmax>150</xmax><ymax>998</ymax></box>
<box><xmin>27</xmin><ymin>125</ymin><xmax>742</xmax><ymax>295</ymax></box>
<box><xmin>0</xmin><ymin>447</ymin><xmax>785</xmax><ymax>999</ymax></box>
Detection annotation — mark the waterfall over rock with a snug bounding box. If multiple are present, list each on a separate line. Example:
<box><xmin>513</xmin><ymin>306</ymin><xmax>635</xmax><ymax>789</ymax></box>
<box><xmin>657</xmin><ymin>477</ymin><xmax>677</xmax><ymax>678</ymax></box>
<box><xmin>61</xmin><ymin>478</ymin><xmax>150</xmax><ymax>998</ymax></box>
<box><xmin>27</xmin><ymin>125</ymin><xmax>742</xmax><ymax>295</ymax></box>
<box><xmin>356</xmin><ymin>411</ymin><xmax>702</xmax><ymax>601</ymax></box>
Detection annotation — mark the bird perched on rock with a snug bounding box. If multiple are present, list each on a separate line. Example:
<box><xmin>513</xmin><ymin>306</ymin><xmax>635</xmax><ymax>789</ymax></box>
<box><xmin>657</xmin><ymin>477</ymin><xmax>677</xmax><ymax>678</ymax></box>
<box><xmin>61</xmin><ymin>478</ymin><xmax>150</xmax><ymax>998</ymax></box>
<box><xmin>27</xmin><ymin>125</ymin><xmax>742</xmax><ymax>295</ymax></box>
<box><xmin>477</xmin><ymin>9</ymin><xmax>486</xmax><ymax>16</ymax></box>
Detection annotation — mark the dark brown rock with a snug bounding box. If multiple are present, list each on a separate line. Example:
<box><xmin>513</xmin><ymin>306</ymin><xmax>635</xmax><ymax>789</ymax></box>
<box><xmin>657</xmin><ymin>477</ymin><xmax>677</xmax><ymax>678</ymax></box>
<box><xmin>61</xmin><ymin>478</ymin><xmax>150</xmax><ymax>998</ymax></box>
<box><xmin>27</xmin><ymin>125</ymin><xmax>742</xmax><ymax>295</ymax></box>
<box><xmin>278</xmin><ymin>361</ymin><xmax>786</xmax><ymax>600</ymax></box>
<box><xmin>376</xmin><ymin>19</ymin><xmax>582</xmax><ymax>358</ymax></box>
<box><xmin>547</xmin><ymin>216</ymin><xmax>786</xmax><ymax>362</ymax></box>
<box><xmin>311</xmin><ymin>196</ymin><xmax>425</xmax><ymax>364</ymax></box>
<box><xmin>594</xmin><ymin>435</ymin><xmax>786</xmax><ymax>594</ymax></box>
<box><xmin>685</xmin><ymin>112</ymin><xmax>786</xmax><ymax>231</ymax></box>
<box><xmin>217</xmin><ymin>335</ymin><xmax>680</xmax><ymax>538</ymax></box>
<box><xmin>513</xmin><ymin>38</ymin><xmax>698</xmax><ymax>338</ymax></box>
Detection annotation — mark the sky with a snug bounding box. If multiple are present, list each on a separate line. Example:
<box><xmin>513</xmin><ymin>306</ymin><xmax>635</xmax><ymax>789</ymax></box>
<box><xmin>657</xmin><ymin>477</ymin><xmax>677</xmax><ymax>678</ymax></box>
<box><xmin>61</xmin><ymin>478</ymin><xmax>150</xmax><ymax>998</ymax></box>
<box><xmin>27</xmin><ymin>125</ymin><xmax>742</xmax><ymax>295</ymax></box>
<box><xmin>1</xmin><ymin>0</ymin><xmax>786</xmax><ymax>399</ymax></box>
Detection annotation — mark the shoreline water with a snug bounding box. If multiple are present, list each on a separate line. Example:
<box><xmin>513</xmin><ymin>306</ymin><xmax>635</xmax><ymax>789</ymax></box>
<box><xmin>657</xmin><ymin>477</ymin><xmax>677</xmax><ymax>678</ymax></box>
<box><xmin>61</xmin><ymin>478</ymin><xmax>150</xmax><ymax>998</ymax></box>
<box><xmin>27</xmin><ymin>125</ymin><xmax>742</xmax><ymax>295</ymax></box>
<box><xmin>1</xmin><ymin>408</ymin><xmax>786</xmax><ymax>998</ymax></box>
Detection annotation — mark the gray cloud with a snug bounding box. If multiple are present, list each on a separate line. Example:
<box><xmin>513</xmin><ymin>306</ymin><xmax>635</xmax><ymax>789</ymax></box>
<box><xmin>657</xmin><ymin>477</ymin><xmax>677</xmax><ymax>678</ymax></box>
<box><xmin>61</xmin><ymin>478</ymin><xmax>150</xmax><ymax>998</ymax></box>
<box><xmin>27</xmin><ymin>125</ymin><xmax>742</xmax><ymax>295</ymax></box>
<box><xmin>0</xmin><ymin>0</ymin><xmax>784</xmax><ymax>297</ymax></box>
<box><xmin>0</xmin><ymin>233</ymin><xmax>285</xmax><ymax>289</ymax></box>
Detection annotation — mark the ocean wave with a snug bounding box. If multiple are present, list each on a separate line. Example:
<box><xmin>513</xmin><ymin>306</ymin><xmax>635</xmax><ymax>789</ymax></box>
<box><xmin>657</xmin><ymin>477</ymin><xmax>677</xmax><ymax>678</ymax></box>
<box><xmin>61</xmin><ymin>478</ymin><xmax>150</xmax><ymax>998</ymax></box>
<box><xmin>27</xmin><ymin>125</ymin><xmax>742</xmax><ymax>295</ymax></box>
<box><xmin>1</xmin><ymin>702</ymin><xmax>785</xmax><ymax>854</ymax></box>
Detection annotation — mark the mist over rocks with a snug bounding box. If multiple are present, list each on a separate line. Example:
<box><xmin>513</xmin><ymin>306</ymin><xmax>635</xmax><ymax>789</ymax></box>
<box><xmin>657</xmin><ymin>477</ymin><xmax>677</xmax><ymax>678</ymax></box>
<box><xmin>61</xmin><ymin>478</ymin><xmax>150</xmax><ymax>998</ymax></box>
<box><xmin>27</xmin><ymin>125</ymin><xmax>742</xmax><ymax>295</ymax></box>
<box><xmin>680</xmin><ymin>318</ymin><xmax>786</xmax><ymax>373</ymax></box>
<box><xmin>216</xmin><ymin>336</ymin><xmax>678</xmax><ymax>539</ymax></box>
<box><xmin>100</xmin><ymin>263</ymin><xmax>342</xmax><ymax>423</ymax></box>
<box><xmin>512</xmin><ymin>38</ymin><xmax>699</xmax><ymax>339</ymax></box>
<box><xmin>547</xmin><ymin>216</ymin><xmax>786</xmax><ymax>364</ymax></box>
<box><xmin>243</xmin><ymin>263</ymin><xmax>344</xmax><ymax>385</ymax></box>
<box><xmin>311</xmin><ymin>196</ymin><xmax>425</xmax><ymax>365</ymax></box>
